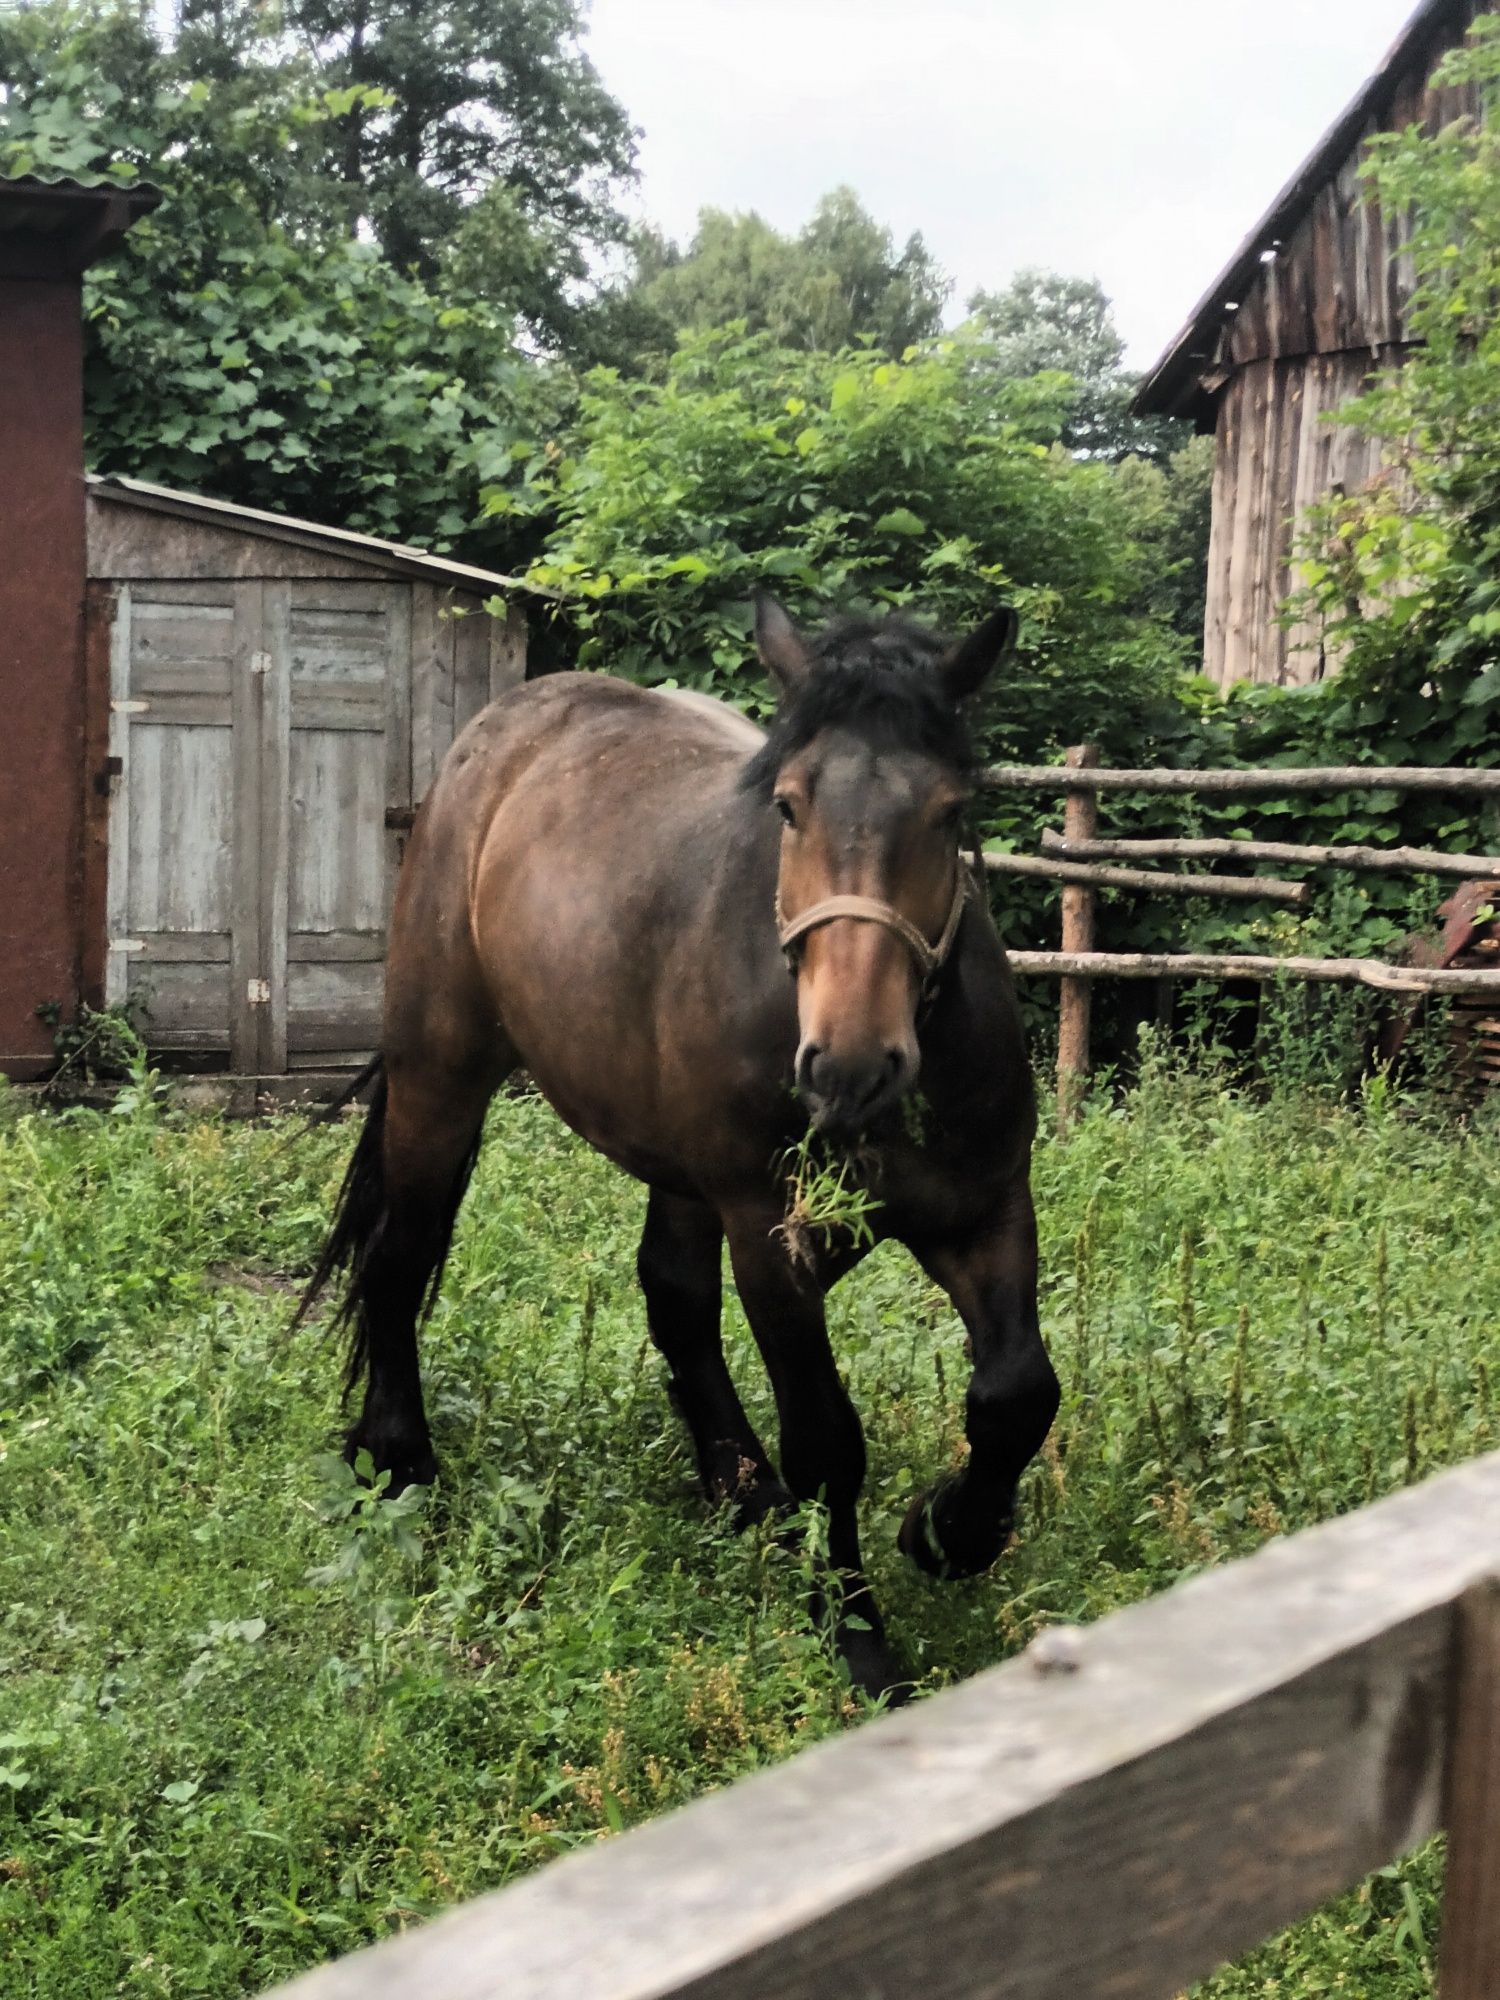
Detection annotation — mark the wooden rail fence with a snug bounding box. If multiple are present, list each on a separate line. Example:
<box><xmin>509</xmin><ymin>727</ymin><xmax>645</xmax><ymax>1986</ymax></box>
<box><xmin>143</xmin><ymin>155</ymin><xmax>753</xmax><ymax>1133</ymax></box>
<box><xmin>269</xmin><ymin>1450</ymin><xmax>1500</xmax><ymax>2000</ymax></box>
<box><xmin>977</xmin><ymin>751</ymin><xmax>1500</xmax><ymax>1126</ymax></box>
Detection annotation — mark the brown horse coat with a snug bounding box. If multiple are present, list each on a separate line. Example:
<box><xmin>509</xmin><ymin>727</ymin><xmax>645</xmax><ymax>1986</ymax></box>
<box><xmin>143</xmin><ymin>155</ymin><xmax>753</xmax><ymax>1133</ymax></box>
<box><xmin>305</xmin><ymin>603</ymin><xmax>1057</xmax><ymax>1696</ymax></box>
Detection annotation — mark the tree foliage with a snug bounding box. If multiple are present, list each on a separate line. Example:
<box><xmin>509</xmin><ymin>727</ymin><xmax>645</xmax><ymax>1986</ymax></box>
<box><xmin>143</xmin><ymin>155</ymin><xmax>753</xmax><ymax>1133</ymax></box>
<box><xmin>178</xmin><ymin>0</ymin><xmax>638</xmax><ymax>341</ymax></box>
<box><xmin>966</xmin><ymin>268</ymin><xmax>1182</xmax><ymax>461</ymax></box>
<box><xmin>518</xmin><ymin>327</ymin><xmax>1193</xmax><ymax>761</ymax></box>
<box><xmin>612</xmin><ymin>188</ymin><xmax>950</xmax><ymax>365</ymax></box>
<box><xmin>0</xmin><ymin>0</ymin><xmax>566</xmax><ymax>562</ymax></box>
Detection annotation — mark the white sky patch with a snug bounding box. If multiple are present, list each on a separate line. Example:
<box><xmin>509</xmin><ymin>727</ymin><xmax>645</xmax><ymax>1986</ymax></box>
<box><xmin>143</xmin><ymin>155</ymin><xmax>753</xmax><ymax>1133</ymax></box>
<box><xmin>586</xmin><ymin>0</ymin><xmax>1421</xmax><ymax>366</ymax></box>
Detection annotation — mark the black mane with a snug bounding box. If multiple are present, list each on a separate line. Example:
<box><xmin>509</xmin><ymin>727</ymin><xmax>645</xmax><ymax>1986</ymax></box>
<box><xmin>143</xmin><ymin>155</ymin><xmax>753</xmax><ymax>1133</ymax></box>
<box><xmin>741</xmin><ymin>614</ymin><xmax>974</xmax><ymax>795</ymax></box>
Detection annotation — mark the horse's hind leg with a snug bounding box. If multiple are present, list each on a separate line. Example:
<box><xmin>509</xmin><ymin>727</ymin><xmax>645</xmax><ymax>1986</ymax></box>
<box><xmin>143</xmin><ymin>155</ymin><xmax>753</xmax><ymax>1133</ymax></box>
<box><xmin>337</xmin><ymin>1052</ymin><xmax>502</xmax><ymax>1491</ymax></box>
<box><xmin>637</xmin><ymin>1190</ymin><xmax>789</xmax><ymax>1525</ymax></box>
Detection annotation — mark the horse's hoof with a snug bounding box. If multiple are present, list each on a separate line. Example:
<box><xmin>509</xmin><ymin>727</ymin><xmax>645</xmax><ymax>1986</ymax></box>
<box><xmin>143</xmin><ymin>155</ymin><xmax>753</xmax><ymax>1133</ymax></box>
<box><xmin>898</xmin><ymin>1479</ymin><xmax>1012</xmax><ymax>1581</ymax></box>
<box><xmin>839</xmin><ymin>1625</ymin><xmax>914</xmax><ymax>1706</ymax></box>
<box><xmin>346</xmin><ymin>1432</ymin><xmax>437</xmax><ymax>1497</ymax></box>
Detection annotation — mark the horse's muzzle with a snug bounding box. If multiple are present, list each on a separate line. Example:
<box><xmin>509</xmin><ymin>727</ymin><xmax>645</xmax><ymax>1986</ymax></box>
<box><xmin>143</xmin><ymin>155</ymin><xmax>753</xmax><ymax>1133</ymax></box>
<box><xmin>796</xmin><ymin>1041</ymin><xmax>916</xmax><ymax>1140</ymax></box>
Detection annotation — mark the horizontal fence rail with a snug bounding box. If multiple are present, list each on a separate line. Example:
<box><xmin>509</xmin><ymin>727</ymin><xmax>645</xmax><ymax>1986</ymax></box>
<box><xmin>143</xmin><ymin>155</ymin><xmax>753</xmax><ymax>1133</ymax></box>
<box><xmin>1039</xmin><ymin>831</ymin><xmax>1500</xmax><ymax>880</ymax></box>
<box><xmin>1006</xmin><ymin>951</ymin><xmax>1500</xmax><ymax>994</ymax></box>
<box><xmin>981</xmin><ymin>764</ymin><xmax>1500</xmax><ymax>797</ymax></box>
<box><xmin>981</xmin><ymin>849</ymin><xmax>1310</xmax><ymax>904</ymax></box>
<box><xmin>268</xmin><ymin>1452</ymin><xmax>1500</xmax><ymax>2000</ymax></box>
<box><xmin>983</xmin><ymin>747</ymin><xmax>1500</xmax><ymax>1124</ymax></box>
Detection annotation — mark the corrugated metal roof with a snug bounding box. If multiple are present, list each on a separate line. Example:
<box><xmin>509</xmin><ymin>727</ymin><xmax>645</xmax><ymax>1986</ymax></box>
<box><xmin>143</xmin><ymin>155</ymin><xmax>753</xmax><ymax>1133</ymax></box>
<box><xmin>86</xmin><ymin>474</ymin><xmax>545</xmax><ymax>597</ymax></box>
<box><xmin>1133</xmin><ymin>0</ymin><xmax>1469</xmax><ymax>420</ymax></box>
<box><xmin>0</xmin><ymin>171</ymin><xmax>161</xmax><ymax>272</ymax></box>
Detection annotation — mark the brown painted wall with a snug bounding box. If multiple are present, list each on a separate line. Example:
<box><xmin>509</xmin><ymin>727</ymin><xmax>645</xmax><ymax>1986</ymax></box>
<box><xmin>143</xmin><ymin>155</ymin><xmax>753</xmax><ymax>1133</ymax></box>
<box><xmin>0</xmin><ymin>278</ymin><xmax>87</xmax><ymax>1076</ymax></box>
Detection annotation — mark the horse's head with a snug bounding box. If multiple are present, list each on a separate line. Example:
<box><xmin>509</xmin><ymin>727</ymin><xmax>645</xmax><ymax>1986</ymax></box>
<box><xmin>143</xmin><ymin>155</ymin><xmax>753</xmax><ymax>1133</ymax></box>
<box><xmin>744</xmin><ymin>592</ymin><xmax>1016</xmax><ymax>1140</ymax></box>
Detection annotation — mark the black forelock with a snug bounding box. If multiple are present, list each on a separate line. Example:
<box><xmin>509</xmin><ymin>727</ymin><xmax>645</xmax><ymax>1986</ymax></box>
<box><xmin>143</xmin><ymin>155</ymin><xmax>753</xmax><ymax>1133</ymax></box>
<box><xmin>741</xmin><ymin>614</ymin><xmax>974</xmax><ymax>796</ymax></box>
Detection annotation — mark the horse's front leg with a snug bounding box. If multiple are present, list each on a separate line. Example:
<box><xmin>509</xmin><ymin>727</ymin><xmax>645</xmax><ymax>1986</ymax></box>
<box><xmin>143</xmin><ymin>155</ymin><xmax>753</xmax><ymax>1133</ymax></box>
<box><xmin>637</xmin><ymin>1189</ymin><xmax>790</xmax><ymax>1526</ymax></box>
<box><xmin>724</xmin><ymin>1208</ymin><xmax>905</xmax><ymax>1702</ymax></box>
<box><xmin>899</xmin><ymin>1179</ymin><xmax>1059</xmax><ymax>1579</ymax></box>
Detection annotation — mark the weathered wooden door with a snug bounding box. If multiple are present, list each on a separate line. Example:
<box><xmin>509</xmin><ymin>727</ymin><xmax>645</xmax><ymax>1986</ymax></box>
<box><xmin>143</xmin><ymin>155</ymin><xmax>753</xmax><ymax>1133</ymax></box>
<box><xmin>106</xmin><ymin>578</ymin><xmax>411</xmax><ymax>1072</ymax></box>
<box><xmin>268</xmin><ymin>580</ymin><xmax>410</xmax><ymax>1070</ymax></box>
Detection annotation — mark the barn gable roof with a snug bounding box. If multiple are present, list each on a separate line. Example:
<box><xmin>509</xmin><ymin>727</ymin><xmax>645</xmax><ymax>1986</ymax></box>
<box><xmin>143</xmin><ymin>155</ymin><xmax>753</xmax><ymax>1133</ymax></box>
<box><xmin>86</xmin><ymin>473</ymin><xmax>544</xmax><ymax>597</ymax></box>
<box><xmin>1133</xmin><ymin>0</ymin><xmax>1472</xmax><ymax>422</ymax></box>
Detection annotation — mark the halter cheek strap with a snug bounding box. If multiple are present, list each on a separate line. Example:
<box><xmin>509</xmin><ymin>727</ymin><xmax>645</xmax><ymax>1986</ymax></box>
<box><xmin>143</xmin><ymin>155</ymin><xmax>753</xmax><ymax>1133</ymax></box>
<box><xmin>776</xmin><ymin>861</ymin><xmax>974</xmax><ymax>992</ymax></box>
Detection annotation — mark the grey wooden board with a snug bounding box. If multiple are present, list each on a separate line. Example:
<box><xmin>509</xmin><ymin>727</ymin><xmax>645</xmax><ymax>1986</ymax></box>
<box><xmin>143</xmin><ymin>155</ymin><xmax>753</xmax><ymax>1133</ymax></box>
<box><xmin>272</xmin><ymin>581</ymin><xmax>409</xmax><ymax>1062</ymax></box>
<box><xmin>108</xmin><ymin>583</ymin><xmax>249</xmax><ymax>1057</ymax></box>
<box><xmin>269</xmin><ymin>1451</ymin><xmax>1500</xmax><ymax>2000</ymax></box>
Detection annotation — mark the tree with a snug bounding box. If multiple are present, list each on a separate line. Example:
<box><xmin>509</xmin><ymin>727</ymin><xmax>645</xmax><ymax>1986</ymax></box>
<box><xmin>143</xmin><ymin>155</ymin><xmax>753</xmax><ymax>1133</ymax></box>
<box><xmin>966</xmin><ymin>268</ymin><xmax>1180</xmax><ymax>461</ymax></box>
<box><xmin>609</xmin><ymin>188</ymin><xmax>950</xmax><ymax>364</ymax></box>
<box><xmin>0</xmin><ymin>0</ymin><xmax>566</xmax><ymax>563</ymax></box>
<box><xmin>170</xmin><ymin>0</ymin><xmax>638</xmax><ymax>346</ymax></box>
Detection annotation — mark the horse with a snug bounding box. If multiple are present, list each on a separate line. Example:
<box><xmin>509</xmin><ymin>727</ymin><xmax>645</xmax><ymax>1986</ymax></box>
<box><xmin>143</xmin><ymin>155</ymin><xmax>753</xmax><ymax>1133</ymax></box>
<box><xmin>300</xmin><ymin>592</ymin><xmax>1058</xmax><ymax>1698</ymax></box>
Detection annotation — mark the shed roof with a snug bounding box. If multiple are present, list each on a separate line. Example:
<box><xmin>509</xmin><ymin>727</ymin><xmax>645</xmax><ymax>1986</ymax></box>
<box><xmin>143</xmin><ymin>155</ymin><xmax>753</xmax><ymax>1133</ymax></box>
<box><xmin>0</xmin><ymin>170</ymin><xmax>161</xmax><ymax>280</ymax></box>
<box><xmin>86</xmin><ymin>474</ymin><xmax>539</xmax><ymax>597</ymax></box>
<box><xmin>1133</xmin><ymin>0</ymin><xmax>1469</xmax><ymax>420</ymax></box>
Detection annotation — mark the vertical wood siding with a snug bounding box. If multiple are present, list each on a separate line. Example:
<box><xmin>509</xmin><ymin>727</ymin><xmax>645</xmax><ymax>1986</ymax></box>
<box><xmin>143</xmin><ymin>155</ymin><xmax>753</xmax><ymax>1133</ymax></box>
<box><xmin>1197</xmin><ymin>0</ymin><xmax>1482</xmax><ymax>686</ymax></box>
<box><xmin>1206</xmin><ymin>354</ymin><xmax>1396</xmax><ymax>687</ymax></box>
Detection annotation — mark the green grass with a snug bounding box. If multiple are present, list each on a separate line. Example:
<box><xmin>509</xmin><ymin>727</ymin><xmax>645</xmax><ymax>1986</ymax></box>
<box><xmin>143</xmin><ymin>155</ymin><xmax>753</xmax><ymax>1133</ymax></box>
<box><xmin>2</xmin><ymin>1061</ymin><xmax>1497</xmax><ymax>1999</ymax></box>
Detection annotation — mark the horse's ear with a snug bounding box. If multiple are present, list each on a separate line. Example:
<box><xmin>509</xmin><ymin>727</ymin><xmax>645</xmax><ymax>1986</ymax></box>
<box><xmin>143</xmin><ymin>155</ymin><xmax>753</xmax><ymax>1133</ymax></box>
<box><xmin>754</xmin><ymin>590</ymin><xmax>813</xmax><ymax>694</ymax></box>
<box><xmin>939</xmin><ymin>605</ymin><xmax>1018</xmax><ymax>702</ymax></box>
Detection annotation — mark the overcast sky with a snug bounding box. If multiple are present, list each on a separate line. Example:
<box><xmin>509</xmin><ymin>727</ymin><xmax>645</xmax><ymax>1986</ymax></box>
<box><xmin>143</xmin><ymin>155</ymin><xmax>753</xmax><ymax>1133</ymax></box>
<box><xmin>587</xmin><ymin>0</ymin><xmax>1420</xmax><ymax>367</ymax></box>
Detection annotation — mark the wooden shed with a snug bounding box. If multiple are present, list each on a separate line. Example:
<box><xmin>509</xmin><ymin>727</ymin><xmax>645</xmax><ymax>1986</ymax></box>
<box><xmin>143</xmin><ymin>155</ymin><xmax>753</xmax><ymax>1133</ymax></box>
<box><xmin>1133</xmin><ymin>0</ymin><xmax>1485</xmax><ymax>690</ymax></box>
<box><xmin>84</xmin><ymin>475</ymin><xmax>528</xmax><ymax>1079</ymax></box>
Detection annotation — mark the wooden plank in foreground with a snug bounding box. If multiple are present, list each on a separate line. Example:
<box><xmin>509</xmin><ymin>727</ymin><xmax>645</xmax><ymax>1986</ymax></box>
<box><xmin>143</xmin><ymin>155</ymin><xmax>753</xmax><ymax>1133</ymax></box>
<box><xmin>269</xmin><ymin>1451</ymin><xmax>1500</xmax><ymax>2000</ymax></box>
<box><xmin>982</xmin><ymin>763</ymin><xmax>1500</xmax><ymax>797</ymax></box>
<box><xmin>1438</xmin><ymin>1576</ymin><xmax>1500</xmax><ymax>1998</ymax></box>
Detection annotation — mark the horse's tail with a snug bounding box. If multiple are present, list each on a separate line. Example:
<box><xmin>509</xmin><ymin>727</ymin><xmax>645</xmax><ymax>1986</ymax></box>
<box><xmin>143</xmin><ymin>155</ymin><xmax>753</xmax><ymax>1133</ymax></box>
<box><xmin>293</xmin><ymin>1054</ymin><xmax>483</xmax><ymax>1401</ymax></box>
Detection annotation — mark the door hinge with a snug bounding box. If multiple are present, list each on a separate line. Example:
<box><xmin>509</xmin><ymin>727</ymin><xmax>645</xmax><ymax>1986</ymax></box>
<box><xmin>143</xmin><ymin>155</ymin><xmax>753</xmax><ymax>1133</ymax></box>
<box><xmin>111</xmin><ymin>698</ymin><xmax>150</xmax><ymax>715</ymax></box>
<box><xmin>108</xmin><ymin>937</ymin><xmax>145</xmax><ymax>955</ymax></box>
<box><xmin>250</xmin><ymin>651</ymin><xmax>273</xmax><ymax>676</ymax></box>
<box><xmin>246</xmin><ymin>978</ymin><xmax>271</xmax><ymax>1005</ymax></box>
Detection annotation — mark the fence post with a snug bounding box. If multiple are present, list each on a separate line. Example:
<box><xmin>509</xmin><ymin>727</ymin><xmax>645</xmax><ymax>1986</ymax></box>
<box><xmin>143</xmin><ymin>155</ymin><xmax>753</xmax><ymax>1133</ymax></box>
<box><xmin>1438</xmin><ymin>1573</ymin><xmax>1500</xmax><ymax>1997</ymax></box>
<box><xmin>1056</xmin><ymin>743</ymin><xmax>1099</xmax><ymax>1133</ymax></box>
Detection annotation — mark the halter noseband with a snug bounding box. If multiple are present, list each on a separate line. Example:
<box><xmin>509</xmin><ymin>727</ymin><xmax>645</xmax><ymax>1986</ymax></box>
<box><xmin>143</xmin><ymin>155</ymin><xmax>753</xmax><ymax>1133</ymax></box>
<box><xmin>776</xmin><ymin>860</ymin><xmax>973</xmax><ymax>996</ymax></box>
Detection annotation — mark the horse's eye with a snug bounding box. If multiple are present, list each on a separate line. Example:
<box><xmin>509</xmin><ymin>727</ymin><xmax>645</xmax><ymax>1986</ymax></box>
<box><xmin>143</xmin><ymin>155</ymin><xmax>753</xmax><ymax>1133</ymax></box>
<box><xmin>774</xmin><ymin>796</ymin><xmax>796</xmax><ymax>828</ymax></box>
<box><xmin>937</xmin><ymin>801</ymin><xmax>965</xmax><ymax>831</ymax></box>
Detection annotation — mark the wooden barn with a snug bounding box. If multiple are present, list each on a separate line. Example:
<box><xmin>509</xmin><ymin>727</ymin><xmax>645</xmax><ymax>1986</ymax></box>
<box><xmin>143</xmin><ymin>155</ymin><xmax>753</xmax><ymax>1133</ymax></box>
<box><xmin>1133</xmin><ymin>0</ymin><xmax>1487</xmax><ymax>689</ymax></box>
<box><xmin>84</xmin><ymin>476</ymin><xmax>529</xmax><ymax>1081</ymax></box>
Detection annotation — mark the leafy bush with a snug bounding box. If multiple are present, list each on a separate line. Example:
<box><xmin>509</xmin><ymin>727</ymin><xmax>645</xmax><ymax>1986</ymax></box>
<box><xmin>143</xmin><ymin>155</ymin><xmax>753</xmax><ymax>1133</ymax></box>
<box><xmin>517</xmin><ymin>327</ymin><xmax>1197</xmax><ymax>762</ymax></box>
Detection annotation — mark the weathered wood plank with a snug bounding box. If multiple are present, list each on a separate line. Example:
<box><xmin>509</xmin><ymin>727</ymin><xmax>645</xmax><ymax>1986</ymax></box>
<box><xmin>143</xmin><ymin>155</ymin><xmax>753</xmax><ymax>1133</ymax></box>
<box><xmin>982</xmin><ymin>765</ymin><xmax>1500</xmax><ymax>797</ymax></box>
<box><xmin>453</xmin><ymin>598</ymin><xmax>492</xmax><ymax>732</ymax></box>
<box><xmin>490</xmin><ymin>599</ymin><xmax>528</xmax><ymax>701</ymax></box>
<box><xmin>268</xmin><ymin>1452</ymin><xmax>1500</xmax><ymax>2000</ymax></box>
<box><xmin>257</xmin><ymin>580</ymin><xmax>289</xmax><ymax>1076</ymax></box>
<box><xmin>103</xmin><ymin>585</ymin><xmax>134</xmax><ymax>1011</ymax></box>
<box><xmin>1438</xmin><ymin>1575</ymin><xmax>1500</xmax><ymax>1999</ymax></box>
<box><xmin>1005</xmin><ymin>952</ymin><xmax>1500</xmax><ymax>995</ymax></box>
<box><xmin>286</xmin><ymin>929</ymin><xmax>385</xmax><ymax>964</ymax></box>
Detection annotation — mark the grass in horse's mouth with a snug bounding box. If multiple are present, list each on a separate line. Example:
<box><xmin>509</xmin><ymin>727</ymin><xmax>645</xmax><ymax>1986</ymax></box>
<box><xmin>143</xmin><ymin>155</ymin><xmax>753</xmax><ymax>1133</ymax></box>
<box><xmin>776</xmin><ymin>1129</ymin><xmax>884</xmax><ymax>1268</ymax></box>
